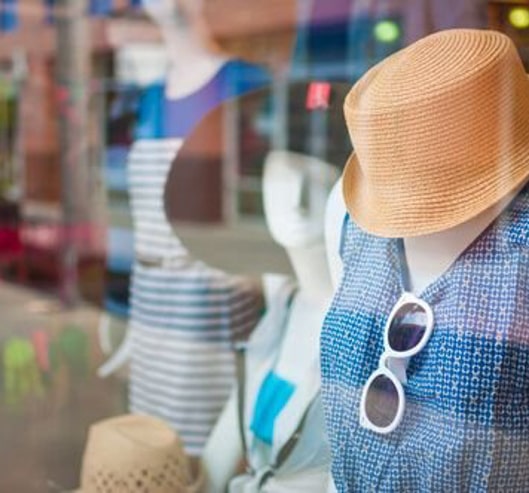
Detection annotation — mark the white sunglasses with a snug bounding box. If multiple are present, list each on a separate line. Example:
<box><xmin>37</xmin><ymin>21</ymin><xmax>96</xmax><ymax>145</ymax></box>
<box><xmin>359</xmin><ymin>292</ymin><xmax>434</xmax><ymax>434</ymax></box>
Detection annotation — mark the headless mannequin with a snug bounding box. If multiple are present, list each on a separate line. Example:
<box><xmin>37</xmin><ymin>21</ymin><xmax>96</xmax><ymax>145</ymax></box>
<box><xmin>202</xmin><ymin>150</ymin><xmax>338</xmax><ymax>492</ymax></box>
<box><xmin>324</xmin><ymin>174</ymin><xmax>528</xmax><ymax>493</ymax></box>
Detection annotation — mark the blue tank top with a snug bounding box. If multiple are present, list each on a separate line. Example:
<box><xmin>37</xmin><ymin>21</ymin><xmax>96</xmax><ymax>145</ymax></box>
<box><xmin>163</xmin><ymin>59</ymin><xmax>270</xmax><ymax>139</ymax></box>
<box><xmin>321</xmin><ymin>184</ymin><xmax>529</xmax><ymax>492</ymax></box>
<box><xmin>134</xmin><ymin>60</ymin><xmax>270</xmax><ymax>141</ymax></box>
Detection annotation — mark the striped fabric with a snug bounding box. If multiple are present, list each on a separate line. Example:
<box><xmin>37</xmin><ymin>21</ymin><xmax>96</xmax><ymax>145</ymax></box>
<box><xmin>127</xmin><ymin>139</ymin><xmax>261</xmax><ymax>456</ymax></box>
<box><xmin>321</xmin><ymin>184</ymin><xmax>529</xmax><ymax>492</ymax></box>
<box><xmin>128</xmin><ymin>139</ymin><xmax>184</xmax><ymax>259</ymax></box>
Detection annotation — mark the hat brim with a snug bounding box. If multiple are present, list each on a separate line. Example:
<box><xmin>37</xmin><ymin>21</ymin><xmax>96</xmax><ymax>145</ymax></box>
<box><xmin>342</xmin><ymin>140</ymin><xmax>529</xmax><ymax>238</ymax></box>
<box><xmin>68</xmin><ymin>464</ymin><xmax>205</xmax><ymax>493</ymax></box>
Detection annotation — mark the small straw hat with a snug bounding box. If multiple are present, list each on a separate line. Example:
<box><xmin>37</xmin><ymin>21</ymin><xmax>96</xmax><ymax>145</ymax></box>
<box><xmin>342</xmin><ymin>29</ymin><xmax>529</xmax><ymax>237</ymax></box>
<box><xmin>72</xmin><ymin>414</ymin><xmax>204</xmax><ymax>493</ymax></box>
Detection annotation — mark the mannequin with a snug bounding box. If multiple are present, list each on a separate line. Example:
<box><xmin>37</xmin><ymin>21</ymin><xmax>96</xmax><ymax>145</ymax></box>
<box><xmin>98</xmin><ymin>0</ymin><xmax>269</xmax><ymax>459</ymax></box>
<box><xmin>323</xmin><ymin>172</ymin><xmax>528</xmax><ymax>493</ymax></box>
<box><xmin>202</xmin><ymin>150</ymin><xmax>339</xmax><ymax>492</ymax></box>
<box><xmin>318</xmin><ymin>28</ymin><xmax>529</xmax><ymax>492</ymax></box>
<box><xmin>143</xmin><ymin>0</ymin><xmax>270</xmax><ymax>142</ymax></box>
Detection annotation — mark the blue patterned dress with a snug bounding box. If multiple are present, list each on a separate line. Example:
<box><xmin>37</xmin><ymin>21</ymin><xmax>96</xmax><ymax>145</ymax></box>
<box><xmin>321</xmin><ymin>185</ymin><xmax>529</xmax><ymax>492</ymax></box>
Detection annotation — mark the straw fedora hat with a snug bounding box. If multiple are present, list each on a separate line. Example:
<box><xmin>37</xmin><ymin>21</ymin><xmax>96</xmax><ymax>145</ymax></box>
<box><xmin>342</xmin><ymin>29</ymin><xmax>529</xmax><ymax>237</ymax></box>
<box><xmin>72</xmin><ymin>414</ymin><xmax>204</xmax><ymax>493</ymax></box>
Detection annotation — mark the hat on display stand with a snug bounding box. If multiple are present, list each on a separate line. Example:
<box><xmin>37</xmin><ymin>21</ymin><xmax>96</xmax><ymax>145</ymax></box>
<box><xmin>70</xmin><ymin>414</ymin><xmax>204</xmax><ymax>493</ymax></box>
<box><xmin>342</xmin><ymin>29</ymin><xmax>529</xmax><ymax>238</ymax></box>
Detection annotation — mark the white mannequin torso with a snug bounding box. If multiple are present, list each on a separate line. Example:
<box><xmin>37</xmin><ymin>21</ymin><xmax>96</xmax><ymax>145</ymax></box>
<box><xmin>403</xmin><ymin>191</ymin><xmax>516</xmax><ymax>293</ymax></box>
<box><xmin>202</xmin><ymin>151</ymin><xmax>338</xmax><ymax>492</ymax></box>
<box><xmin>275</xmin><ymin>245</ymin><xmax>333</xmax><ymax>380</ymax></box>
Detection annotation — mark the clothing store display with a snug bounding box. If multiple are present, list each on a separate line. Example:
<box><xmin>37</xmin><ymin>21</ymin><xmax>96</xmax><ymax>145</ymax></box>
<box><xmin>72</xmin><ymin>414</ymin><xmax>204</xmax><ymax>493</ymax></box>
<box><xmin>322</xmin><ymin>28</ymin><xmax>529</xmax><ymax>491</ymax></box>
<box><xmin>322</xmin><ymin>184</ymin><xmax>529</xmax><ymax>491</ymax></box>
<box><xmin>127</xmin><ymin>139</ymin><xmax>262</xmax><ymax>456</ymax></box>
<box><xmin>342</xmin><ymin>29</ymin><xmax>529</xmax><ymax>237</ymax></box>
<box><xmin>230</xmin><ymin>277</ymin><xmax>330</xmax><ymax>493</ymax></box>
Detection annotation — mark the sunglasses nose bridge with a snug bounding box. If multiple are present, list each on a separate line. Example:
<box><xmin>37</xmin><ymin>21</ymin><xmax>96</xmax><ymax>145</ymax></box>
<box><xmin>379</xmin><ymin>353</ymin><xmax>390</xmax><ymax>369</ymax></box>
<box><xmin>379</xmin><ymin>354</ymin><xmax>409</xmax><ymax>385</ymax></box>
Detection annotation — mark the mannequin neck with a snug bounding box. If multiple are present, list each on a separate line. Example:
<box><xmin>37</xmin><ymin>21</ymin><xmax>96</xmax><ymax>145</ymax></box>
<box><xmin>403</xmin><ymin>185</ymin><xmax>524</xmax><ymax>295</ymax></box>
<box><xmin>158</xmin><ymin>23</ymin><xmax>227</xmax><ymax>100</ymax></box>
<box><xmin>285</xmin><ymin>242</ymin><xmax>333</xmax><ymax>303</ymax></box>
<box><xmin>275</xmin><ymin>240</ymin><xmax>334</xmax><ymax>380</ymax></box>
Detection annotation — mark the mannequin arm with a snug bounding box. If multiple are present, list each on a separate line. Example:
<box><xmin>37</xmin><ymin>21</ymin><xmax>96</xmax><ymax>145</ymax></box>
<box><xmin>97</xmin><ymin>326</ymin><xmax>133</xmax><ymax>378</ymax></box>
<box><xmin>201</xmin><ymin>390</ymin><xmax>243</xmax><ymax>492</ymax></box>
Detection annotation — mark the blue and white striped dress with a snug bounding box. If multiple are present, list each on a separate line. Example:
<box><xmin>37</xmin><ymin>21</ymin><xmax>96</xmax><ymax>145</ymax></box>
<box><xmin>321</xmin><ymin>184</ymin><xmax>529</xmax><ymax>492</ymax></box>
<box><xmin>127</xmin><ymin>139</ymin><xmax>261</xmax><ymax>456</ymax></box>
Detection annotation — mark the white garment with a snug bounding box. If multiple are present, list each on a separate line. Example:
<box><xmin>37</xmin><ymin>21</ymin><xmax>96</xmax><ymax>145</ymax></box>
<box><xmin>127</xmin><ymin>138</ymin><xmax>185</xmax><ymax>260</ymax></box>
<box><xmin>229</xmin><ymin>276</ymin><xmax>331</xmax><ymax>492</ymax></box>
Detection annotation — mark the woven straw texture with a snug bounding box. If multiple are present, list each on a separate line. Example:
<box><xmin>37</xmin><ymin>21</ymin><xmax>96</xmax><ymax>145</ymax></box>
<box><xmin>74</xmin><ymin>415</ymin><xmax>203</xmax><ymax>493</ymax></box>
<box><xmin>342</xmin><ymin>29</ymin><xmax>529</xmax><ymax>237</ymax></box>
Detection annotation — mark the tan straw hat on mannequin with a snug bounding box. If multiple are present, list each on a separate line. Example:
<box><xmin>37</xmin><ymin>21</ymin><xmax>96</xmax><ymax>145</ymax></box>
<box><xmin>72</xmin><ymin>414</ymin><xmax>204</xmax><ymax>493</ymax></box>
<box><xmin>342</xmin><ymin>29</ymin><xmax>529</xmax><ymax>237</ymax></box>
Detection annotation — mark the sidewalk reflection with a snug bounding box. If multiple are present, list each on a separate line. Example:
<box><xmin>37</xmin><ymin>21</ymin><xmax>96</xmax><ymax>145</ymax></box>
<box><xmin>0</xmin><ymin>281</ymin><xmax>127</xmax><ymax>492</ymax></box>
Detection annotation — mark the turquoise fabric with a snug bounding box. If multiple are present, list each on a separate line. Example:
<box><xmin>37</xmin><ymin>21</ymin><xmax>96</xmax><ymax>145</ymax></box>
<box><xmin>250</xmin><ymin>371</ymin><xmax>296</xmax><ymax>445</ymax></box>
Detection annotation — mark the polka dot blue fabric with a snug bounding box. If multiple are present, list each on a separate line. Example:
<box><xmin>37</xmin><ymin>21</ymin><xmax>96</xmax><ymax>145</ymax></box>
<box><xmin>321</xmin><ymin>185</ymin><xmax>529</xmax><ymax>492</ymax></box>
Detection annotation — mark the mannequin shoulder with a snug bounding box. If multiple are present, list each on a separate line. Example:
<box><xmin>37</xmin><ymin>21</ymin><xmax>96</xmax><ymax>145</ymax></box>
<box><xmin>261</xmin><ymin>273</ymin><xmax>296</xmax><ymax>308</ymax></box>
<box><xmin>325</xmin><ymin>177</ymin><xmax>347</xmax><ymax>288</ymax></box>
<box><xmin>244</xmin><ymin>274</ymin><xmax>296</xmax><ymax>352</ymax></box>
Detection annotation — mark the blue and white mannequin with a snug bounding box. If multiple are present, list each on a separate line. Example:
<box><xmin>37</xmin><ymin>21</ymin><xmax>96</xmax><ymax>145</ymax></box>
<box><xmin>322</xmin><ymin>175</ymin><xmax>527</xmax><ymax>493</ymax></box>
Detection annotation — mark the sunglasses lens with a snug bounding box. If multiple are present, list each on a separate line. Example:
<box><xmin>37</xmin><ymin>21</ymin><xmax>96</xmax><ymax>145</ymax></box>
<box><xmin>388</xmin><ymin>302</ymin><xmax>428</xmax><ymax>352</ymax></box>
<box><xmin>364</xmin><ymin>374</ymin><xmax>400</xmax><ymax>429</ymax></box>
